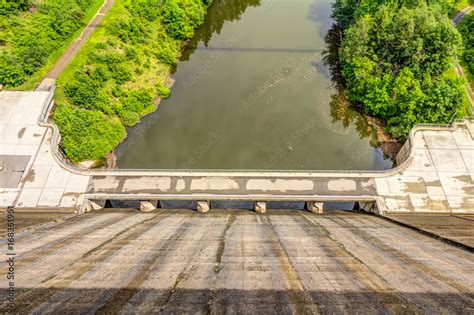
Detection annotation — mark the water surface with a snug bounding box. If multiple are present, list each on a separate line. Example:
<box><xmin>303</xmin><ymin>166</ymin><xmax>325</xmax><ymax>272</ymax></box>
<box><xmin>116</xmin><ymin>0</ymin><xmax>392</xmax><ymax>170</ymax></box>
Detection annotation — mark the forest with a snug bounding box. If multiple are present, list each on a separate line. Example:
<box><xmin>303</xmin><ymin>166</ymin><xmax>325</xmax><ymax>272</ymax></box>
<box><xmin>53</xmin><ymin>0</ymin><xmax>212</xmax><ymax>162</ymax></box>
<box><xmin>331</xmin><ymin>0</ymin><xmax>471</xmax><ymax>139</ymax></box>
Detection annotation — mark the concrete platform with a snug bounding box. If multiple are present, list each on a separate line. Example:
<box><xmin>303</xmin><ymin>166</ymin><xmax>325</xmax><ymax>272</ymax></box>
<box><xmin>386</xmin><ymin>213</ymin><xmax>474</xmax><ymax>249</ymax></box>
<box><xmin>0</xmin><ymin>209</ymin><xmax>472</xmax><ymax>313</ymax></box>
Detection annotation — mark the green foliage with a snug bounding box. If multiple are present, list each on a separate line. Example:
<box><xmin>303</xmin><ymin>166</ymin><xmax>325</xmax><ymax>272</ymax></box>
<box><xmin>156</xmin><ymin>82</ymin><xmax>171</xmax><ymax>98</ymax></box>
<box><xmin>0</xmin><ymin>0</ymin><xmax>99</xmax><ymax>87</ymax></box>
<box><xmin>54</xmin><ymin>0</ymin><xmax>210</xmax><ymax>162</ymax></box>
<box><xmin>458</xmin><ymin>12</ymin><xmax>474</xmax><ymax>85</ymax></box>
<box><xmin>160</xmin><ymin>0</ymin><xmax>207</xmax><ymax>40</ymax></box>
<box><xmin>53</xmin><ymin>104</ymin><xmax>126</xmax><ymax>162</ymax></box>
<box><xmin>333</xmin><ymin>0</ymin><xmax>466</xmax><ymax>140</ymax></box>
<box><xmin>0</xmin><ymin>0</ymin><xmax>30</xmax><ymax>15</ymax></box>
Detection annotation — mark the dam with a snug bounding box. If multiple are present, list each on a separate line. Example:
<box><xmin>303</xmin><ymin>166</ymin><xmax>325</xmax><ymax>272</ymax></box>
<box><xmin>1</xmin><ymin>88</ymin><xmax>473</xmax><ymax>215</ymax></box>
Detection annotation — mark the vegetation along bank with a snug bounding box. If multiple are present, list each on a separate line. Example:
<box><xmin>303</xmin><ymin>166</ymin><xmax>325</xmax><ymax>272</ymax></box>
<box><xmin>458</xmin><ymin>11</ymin><xmax>474</xmax><ymax>86</ymax></box>
<box><xmin>53</xmin><ymin>0</ymin><xmax>213</xmax><ymax>163</ymax></box>
<box><xmin>330</xmin><ymin>0</ymin><xmax>471</xmax><ymax>140</ymax></box>
<box><xmin>0</xmin><ymin>0</ymin><xmax>104</xmax><ymax>90</ymax></box>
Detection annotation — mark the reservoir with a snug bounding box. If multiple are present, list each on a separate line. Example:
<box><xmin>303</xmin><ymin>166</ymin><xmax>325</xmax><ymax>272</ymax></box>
<box><xmin>116</xmin><ymin>0</ymin><xmax>392</xmax><ymax>170</ymax></box>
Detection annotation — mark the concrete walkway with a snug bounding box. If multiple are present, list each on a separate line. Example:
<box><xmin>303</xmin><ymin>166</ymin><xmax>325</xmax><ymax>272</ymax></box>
<box><xmin>0</xmin><ymin>90</ymin><xmax>473</xmax><ymax>214</ymax></box>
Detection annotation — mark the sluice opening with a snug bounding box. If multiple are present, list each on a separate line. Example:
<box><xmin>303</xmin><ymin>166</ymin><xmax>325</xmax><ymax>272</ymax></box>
<box><xmin>89</xmin><ymin>199</ymin><xmax>379</xmax><ymax>214</ymax></box>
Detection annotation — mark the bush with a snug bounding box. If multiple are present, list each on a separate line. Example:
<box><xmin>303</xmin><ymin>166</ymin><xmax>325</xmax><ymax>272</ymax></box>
<box><xmin>53</xmin><ymin>104</ymin><xmax>126</xmax><ymax>162</ymax></box>
<box><xmin>458</xmin><ymin>12</ymin><xmax>474</xmax><ymax>83</ymax></box>
<box><xmin>156</xmin><ymin>82</ymin><xmax>171</xmax><ymax>98</ymax></box>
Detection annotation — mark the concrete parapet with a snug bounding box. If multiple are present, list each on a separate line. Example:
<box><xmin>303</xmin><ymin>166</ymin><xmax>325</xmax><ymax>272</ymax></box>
<box><xmin>197</xmin><ymin>201</ymin><xmax>210</xmax><ymax>213</ymax></box>
<box><xmin>140</xmin><ymin>200</ymin><xmax>159</xmax><ymax>212</ymax></box>
<box><xmin>306</xmin><ymin>201</ymin><xmax>323</xmax><ymax>214</ymax></box>
<box><xmin>255</xmin><ymin>201</ymin><xmax>266</xmax><ymax>214</ymax></box>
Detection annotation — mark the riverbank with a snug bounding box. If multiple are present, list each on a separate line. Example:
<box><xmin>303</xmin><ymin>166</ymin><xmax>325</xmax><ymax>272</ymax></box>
<box><xmin>330</xmin><ymin>0</ymin><xmax>469</xmax><ymax>144</ymax></box>
<box><xmin>52</xmin><ymin>0</ymin><xmax>212</xmax><ymax>164</ymax></box>
<box><xmin>0</xmin><ymin>0</ymin><xmax>105</xmax><ymax>90</ymax></box>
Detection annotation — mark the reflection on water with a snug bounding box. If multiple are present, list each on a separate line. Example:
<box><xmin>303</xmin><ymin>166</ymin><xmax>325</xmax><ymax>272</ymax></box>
<box><xmin>116</xmin><ymin>0</ymin><xmax>393</xmax><ymax>170</ymax></box>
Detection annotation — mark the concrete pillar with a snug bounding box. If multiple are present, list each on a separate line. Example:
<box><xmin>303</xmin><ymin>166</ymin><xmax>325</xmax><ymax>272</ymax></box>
<box><xmin>140</xmin><ymin>200</ymin><xmax>159</xmax><ymax>212</ymax></box>
<box><xmin>197</xmin><ymin>201</ymin><xmax>210</xmax><ymax>213</ymax></box>
<box><xmin>306</xmin><ymin>201</ymin><xmax>323</xmax><ymax>214</ymax></box>
<box><xmin>255</xmin><ymin>201</ymin><xmax>266</xmax><ymax>214</ymax></box>
<box><xmin>85</xmin><ymin>199</ymin><xmax>106</xmax><ymax>212</ymax></box>
<box><xmin>355</xmin><ymin>201</ymin><xmax>377</xmax><ymax>214</ymax></box>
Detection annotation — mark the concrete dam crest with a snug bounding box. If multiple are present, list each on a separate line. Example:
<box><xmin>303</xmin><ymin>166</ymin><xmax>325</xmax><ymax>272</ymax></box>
<box><xmin>1</xmin><ymin>87</ymin><xmax>473</xmax><ymax>214</ymax></box>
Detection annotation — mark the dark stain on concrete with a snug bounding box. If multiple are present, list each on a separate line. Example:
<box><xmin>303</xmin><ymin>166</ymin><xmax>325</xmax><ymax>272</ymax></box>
<box><xmin>24</xmin><ymin>169</ymin><xmax>36</xmax><ymax>182</ymax></box>
<box><xmin>404</xmin><ymin>181</ymin><xmax>428</xmax><ymax>194</ymax></box>
<box><xmin>18</xmin><ymin>127</ymin><xmax>26</xmax><ymax>139</ymax></box>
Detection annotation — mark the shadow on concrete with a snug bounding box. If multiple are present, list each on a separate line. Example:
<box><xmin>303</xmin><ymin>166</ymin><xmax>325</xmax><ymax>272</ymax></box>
<box><xmin>6</xmin><ymin>288</ymin><xmax>473</xmax><ymax>313</ymax></box>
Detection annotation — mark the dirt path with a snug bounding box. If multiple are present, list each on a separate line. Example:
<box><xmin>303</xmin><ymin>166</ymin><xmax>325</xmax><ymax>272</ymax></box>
<box><xmin>452</xmin><ymin>5</ymin><xmax>474</xmax><ymax>110</ymax></box>
<box><xmin>35</xmin><ymin>0</ymin><xmax>115</xmax><ymax>91</ymax></box>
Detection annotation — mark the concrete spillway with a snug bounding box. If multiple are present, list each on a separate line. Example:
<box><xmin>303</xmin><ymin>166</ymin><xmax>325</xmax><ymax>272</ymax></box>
<box><xmin>1</xmin><ymin>209</ymin><xmax>473</xmax><ymax>313</ymax></box>
<box><xmin>1</xmin><ymin>89</ymin><xmax>473</xmax><ymax>214</ymax></box>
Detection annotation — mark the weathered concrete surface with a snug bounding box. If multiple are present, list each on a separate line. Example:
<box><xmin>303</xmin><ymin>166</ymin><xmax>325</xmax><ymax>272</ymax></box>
<box><xmin>0</xmin><ymin>209</ymin><xmax>76</xmax><ymax>234</ymax></box>
<box><xmin>0</xmin><ymin>91</ymin><xmax>90</xmax><ymax>209</ymax></box>
<box><xmin>0</xmin><ymin>209</ymin><xmax>472</xmax><ymax>313</ymax></box>
<box><xmin>87</xmin><ymin>124</ymin><xmax>474</xmax><ymax>213</ymax></box>
<box><xmin>1</xmin><ymin>90</ymin><xmax>473</xmax><ymax>214</ymax></box>
<box><xmin>0</xmin><ymin>155</ymin><xmax>30</xmax><ymax>188</ymax></box>
<box><xmin>386</xmin><ymin>213</ymin><xmax>474</xmax><ymax>249</ymax></box>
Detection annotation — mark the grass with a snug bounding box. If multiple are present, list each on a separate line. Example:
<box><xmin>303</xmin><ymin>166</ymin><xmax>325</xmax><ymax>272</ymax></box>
<box><xmin>55</xmin><ymin>0</ymin><xmax>179</xmax><ymax>102</ymax></box>
<box><xmin>8</xmin><ymin>0</ymin><xmax>105</xmax><ymax>90</ymax></box>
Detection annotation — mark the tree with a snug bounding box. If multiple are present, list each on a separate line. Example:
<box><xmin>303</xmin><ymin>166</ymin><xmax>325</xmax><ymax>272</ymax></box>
<box><xmin>335</xmin><ymin>0</ymin><xmax>466</xmax><ymax>139</ymax></box>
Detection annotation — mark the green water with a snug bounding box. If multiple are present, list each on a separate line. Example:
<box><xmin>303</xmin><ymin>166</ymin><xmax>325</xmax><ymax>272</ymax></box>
<box><xmin>116</xmin><ymin>0</ymin><xmax>392</xmax><ymax>170</ymax></box>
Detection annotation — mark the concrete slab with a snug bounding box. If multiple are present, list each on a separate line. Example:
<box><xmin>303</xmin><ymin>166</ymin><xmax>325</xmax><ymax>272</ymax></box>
<box><xmin>438</xmin><ymin>172</ymin><xmax>474</xmax><ymax>196</ymax></box>
<box><xmin>0</xmin><ymin>188</ymin><xmax>19</xmax><ymax>208</ymax></box>
<box><xmin>38</xmin><ymin>188</ymin><xmax>65</xmax><ymax>207</ymax></box>
<box><xmin>430</xmin><ymin>149</ymin><xmax>468</xmax><ymax>172</ymax></box>
<box><xmin>45</xmin><ymin>165</ymin><xmax>71</xmax><ymax>189</ymax></box>
<box><xmin>19</xmin><ymin>126</ymin><xmax>46</xmax><ymax>145</ymax></box>
<box><xmin>422</xmin><ymin>131</ymin><xmax>457</xmax><ymax>149</ymax></box>
<box><xmin>452</xmin><ymin>128</ymin><xmax>474</xmax><ymax>149</ymax></box>
<box><xmin>459</xmin><ymin>149</ymin><xmax>474</xmax><ymax>172</ymax></box>
<box><xmin>0</xmin><ymin>144</ymin><xmax>16</xmax><ymax>155</ymax></box>
<box><xmin>23</xmin><ymin>165</ymin><xmax>52</xmax><ymax>188</ymax></box>
<box><xmin>14</xmin><ymin>144</ymin><xmax>40</xmax><ymax>155</ymax></box>
<box><xmin>0</xmin><ymin>155</ymin><xmax>31</xmax><ymax>188</ymax></box>
<box><xmin>16</xmin><ymin>188</ymin><xmax>43</xmax><ymax>207</ymax></box>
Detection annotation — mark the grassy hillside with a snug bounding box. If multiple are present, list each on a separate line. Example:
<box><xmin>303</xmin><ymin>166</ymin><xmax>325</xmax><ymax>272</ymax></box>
<box><xmin>0</xmin><ymin>0</ymin><xmax>104</xmax><ymax>89</ymax></box>
<box><xmin>53</xmin><ymin>0</ymin><xmax>212</xmax><ymax>162</ymax></box>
